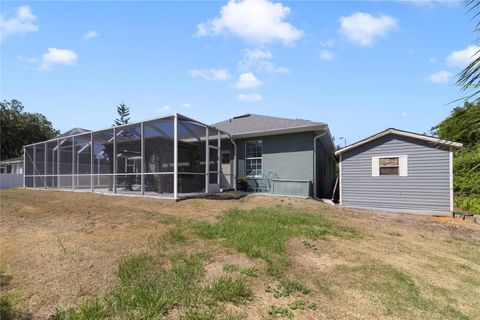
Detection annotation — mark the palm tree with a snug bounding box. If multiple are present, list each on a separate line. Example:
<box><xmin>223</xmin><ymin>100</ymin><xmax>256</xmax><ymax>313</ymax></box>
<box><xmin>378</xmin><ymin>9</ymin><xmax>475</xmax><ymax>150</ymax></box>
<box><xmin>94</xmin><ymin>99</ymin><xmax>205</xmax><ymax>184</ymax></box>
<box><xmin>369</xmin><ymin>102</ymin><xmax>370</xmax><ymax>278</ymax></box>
<box><xmin>456</xmin><ymin>0</ymin><xmax>480</xmax><ymax>132</ymax></box>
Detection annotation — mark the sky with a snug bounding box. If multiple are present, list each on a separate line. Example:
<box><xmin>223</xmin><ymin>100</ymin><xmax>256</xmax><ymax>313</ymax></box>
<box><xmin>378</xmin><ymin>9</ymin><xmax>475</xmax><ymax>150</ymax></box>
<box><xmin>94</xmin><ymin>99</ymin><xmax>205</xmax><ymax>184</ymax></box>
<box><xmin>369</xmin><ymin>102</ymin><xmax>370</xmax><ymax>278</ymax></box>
<box><xmin>1</xmin><ymin>0</ymin><xmax>478</xmax><ymax>144</ymax></box>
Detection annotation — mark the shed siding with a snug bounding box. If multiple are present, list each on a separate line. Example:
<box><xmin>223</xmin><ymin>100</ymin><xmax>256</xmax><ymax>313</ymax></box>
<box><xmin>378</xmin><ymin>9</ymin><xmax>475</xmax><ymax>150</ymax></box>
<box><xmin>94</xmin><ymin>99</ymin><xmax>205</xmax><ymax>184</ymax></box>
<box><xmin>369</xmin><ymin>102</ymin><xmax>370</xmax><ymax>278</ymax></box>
<box><xmin>341</xmin><ymin>135</ymin><xmax>451</xmax><ymax>214</ymax></box>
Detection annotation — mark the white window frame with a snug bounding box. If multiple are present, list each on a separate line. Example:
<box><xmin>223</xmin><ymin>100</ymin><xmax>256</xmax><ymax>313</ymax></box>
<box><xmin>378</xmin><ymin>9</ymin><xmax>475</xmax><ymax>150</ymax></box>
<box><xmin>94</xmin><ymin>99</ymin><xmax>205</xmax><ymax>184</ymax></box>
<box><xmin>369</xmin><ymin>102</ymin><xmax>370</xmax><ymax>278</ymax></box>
<box><xmin>245</xmin><ymin>140</ymin><xmax>263</xmax><ymax>178</ymax></box>
<box><xmin>372</xmin><ymin>155</ymin><xmax>408</xmax><ymax>177</ymax></box>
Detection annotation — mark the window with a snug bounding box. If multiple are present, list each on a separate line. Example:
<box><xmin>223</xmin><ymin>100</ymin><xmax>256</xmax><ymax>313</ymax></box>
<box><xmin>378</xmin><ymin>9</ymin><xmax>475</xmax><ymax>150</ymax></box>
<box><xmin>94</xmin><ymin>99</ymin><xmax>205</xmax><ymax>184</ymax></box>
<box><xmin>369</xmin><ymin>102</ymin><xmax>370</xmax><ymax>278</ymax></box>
<box><xmin>245</xmin><ymin>140</ymin><xmax>262</xmax><ymax>177</ymax></box>
<box><xmin>379</xmin><ymin>157</ymin><xmax>399</xmax><ymax>175</ymax></box>
<box><xmin>372</xmin><ymin>155</ymin><xmax>408</xmax><ymax>177</ymax></box>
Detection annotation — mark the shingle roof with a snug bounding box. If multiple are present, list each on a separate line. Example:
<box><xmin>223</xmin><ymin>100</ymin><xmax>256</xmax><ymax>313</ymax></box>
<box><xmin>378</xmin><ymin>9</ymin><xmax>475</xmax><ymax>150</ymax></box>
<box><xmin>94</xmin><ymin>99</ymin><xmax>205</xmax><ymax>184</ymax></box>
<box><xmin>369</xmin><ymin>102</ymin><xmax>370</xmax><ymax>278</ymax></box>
<box><xmin>57</xmin><ymin>127</ymin><xmax>91</xmax><ymax>138</ymax></box>
<box><xmin>212</xmin><ymin>114</ymin><xmax>325</xmax><ymax>137</ymax></box>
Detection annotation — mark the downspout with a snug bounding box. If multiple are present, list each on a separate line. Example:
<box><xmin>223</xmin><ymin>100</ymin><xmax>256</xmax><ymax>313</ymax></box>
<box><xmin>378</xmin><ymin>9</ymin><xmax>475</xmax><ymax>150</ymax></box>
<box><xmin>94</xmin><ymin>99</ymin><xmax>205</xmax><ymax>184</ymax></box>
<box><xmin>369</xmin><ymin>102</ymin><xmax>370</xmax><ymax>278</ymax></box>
<box><xmin>313</xmin><ymin>131</ymin><xmax>327</xmax><ymax>201</ymax></box>
<box><xmin>231</xmin><ymin>138</ymin><xmax>237</xmax><ymax>191</ymax></box>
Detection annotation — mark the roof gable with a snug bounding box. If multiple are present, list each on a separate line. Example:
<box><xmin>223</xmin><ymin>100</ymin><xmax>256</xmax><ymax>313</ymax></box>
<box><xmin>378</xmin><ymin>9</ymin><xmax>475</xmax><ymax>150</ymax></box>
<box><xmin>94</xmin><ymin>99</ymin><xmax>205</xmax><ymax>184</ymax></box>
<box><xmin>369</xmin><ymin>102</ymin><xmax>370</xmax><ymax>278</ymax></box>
<box><xmin>335</xmin><ymin>128</ymin><xmax>463</xmax><ymax>155</ymax></box>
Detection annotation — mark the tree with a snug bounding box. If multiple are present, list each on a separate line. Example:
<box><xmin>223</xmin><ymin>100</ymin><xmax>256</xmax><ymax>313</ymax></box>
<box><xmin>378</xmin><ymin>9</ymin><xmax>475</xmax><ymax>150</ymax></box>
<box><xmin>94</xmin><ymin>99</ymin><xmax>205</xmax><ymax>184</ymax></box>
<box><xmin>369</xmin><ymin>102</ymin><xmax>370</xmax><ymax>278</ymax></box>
<box><xmin>0</xmin><ymin>99</ymin><xmax>59</xmax><ymax>160</ymax></box>
<box><xmin>432</xmin><ymin>100</ymin><xmax>480</xmax><ymax>213</ymax></box>
<box><xmin>114</xmin><ymin>102</ymin><xmax>130</xmax><ymax>126</ymax></box>
<box><xmin>431</xmin><ymin>100</ymin><xmax>480</xmax><ymax>147</ymax></box>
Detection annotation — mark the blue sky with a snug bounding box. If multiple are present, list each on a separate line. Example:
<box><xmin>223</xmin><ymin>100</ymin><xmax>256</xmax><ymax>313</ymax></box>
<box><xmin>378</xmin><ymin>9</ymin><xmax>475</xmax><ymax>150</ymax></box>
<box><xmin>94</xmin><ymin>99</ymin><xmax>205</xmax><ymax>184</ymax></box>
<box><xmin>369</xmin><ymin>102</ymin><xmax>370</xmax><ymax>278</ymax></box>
<box><xmin>1</xmin><ymin>0</ymin><xmax>477</xmax><ymax>144</ymax></box>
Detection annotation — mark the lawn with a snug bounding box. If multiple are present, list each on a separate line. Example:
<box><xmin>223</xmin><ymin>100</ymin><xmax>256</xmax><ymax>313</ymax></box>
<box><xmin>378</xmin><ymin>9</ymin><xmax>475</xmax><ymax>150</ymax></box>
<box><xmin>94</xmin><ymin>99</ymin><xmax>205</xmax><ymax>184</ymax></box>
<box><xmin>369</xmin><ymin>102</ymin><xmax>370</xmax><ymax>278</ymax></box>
<box><xmin>0</xmin><ymin>189</ymin><xmax>479</xmax><ymax>319</ymax></box>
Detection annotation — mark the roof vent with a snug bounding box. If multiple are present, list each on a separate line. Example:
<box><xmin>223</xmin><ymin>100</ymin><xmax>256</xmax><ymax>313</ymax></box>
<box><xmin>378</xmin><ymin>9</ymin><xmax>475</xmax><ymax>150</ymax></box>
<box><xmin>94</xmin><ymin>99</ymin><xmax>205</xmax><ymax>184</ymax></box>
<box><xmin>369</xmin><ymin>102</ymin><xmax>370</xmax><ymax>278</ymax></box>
<box><xmin>233</xmin><ymin>114</ymin><xmax>251</xmax><ymax>119</ymax></box>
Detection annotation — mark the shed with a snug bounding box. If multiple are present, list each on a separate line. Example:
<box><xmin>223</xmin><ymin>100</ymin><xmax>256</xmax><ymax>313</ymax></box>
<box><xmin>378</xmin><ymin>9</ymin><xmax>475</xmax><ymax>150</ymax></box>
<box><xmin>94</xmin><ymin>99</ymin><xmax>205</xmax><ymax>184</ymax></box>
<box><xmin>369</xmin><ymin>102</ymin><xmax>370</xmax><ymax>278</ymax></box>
<box><xmin>335</xmin><ymin>128</ymin><xmax>463</xmax><ymax>215</ymax></box>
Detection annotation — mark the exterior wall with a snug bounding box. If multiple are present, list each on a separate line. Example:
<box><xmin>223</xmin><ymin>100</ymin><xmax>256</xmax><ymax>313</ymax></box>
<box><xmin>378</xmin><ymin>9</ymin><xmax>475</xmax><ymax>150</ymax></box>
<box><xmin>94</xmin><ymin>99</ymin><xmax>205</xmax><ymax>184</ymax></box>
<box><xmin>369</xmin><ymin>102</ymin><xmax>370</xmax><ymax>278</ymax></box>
<box><xmin>340</xmin><ymin>134</ymin><xmax>451</xmax><ymax>214</ymax></box>
<box><xmin>0</xmin><ymin>174</ymin><xmax>24</xmax><ymax>189</ymax></box>
<box><xmin>236</xmin><ymin>132</ymin><xmax>315</xmax><ymax>196</ymax></box>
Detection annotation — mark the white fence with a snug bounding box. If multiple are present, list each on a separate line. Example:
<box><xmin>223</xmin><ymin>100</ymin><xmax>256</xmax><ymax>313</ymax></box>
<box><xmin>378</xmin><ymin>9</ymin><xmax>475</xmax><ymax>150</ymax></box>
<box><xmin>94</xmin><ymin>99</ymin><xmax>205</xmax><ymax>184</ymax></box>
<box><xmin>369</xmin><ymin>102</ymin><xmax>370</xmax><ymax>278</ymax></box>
<box><xmin>0</xmin><ymin>174</ymin><xmax>24</xmax><ymax>189</ymax></box>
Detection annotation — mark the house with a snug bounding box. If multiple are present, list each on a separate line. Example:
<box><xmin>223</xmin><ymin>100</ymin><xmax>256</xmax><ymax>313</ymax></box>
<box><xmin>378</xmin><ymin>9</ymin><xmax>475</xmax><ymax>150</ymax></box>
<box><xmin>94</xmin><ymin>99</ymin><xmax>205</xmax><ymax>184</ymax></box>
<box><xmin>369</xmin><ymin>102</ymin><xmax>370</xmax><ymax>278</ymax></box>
<box><xmin>335</xmin><ymin>128</ymin><xmax>463</xmax><ymax>215</ymax></box>
<box><xmin>213</xmin><ymin>114</ymin><xmax>336</xmax><ymax>199</ymax></box>
<box><xmin>23</xmin><ymin>113</ymin><xmax>337</xmax><ymax>200</ymax></box>
<box><xmin>0</xmin><ymin>156</ymin><xmax>24</xmax><ymax>189</ymax></box>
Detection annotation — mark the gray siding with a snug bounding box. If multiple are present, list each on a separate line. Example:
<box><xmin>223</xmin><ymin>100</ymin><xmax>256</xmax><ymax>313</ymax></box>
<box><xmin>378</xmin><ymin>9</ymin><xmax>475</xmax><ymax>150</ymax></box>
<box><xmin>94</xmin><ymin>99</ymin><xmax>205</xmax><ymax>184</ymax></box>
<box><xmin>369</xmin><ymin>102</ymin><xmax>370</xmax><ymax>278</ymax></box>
<box><xmin>341</xmin><ymin>135</ymin><xmax>451</xmax><ymax>214</ymax></box>
<box><xmin>237</xmin><ymin>132</ymin><xmax>315</xmax><ymax>181</ymax></box>
<box><xmin>236</xmin><ymin>132</ymin><xmax>315</xmax><ymax>196</ymax></box>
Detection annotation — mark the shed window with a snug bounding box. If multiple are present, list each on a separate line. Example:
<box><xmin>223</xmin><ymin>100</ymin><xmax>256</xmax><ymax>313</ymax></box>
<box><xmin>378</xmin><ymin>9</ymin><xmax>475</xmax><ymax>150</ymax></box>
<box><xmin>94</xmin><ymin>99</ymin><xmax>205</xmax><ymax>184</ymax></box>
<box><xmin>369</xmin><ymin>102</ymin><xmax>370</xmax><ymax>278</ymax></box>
<box><xmin>245</xmin><ymin>140</ymin><xmax>262</xmax><ymax>177</ymax></box>
<box><xmin>372</xmin><ymin>155</ymin><xmax>408</xmax><ymax>177</ymax></box>
<box><xmin>379</xmin><ymin>157</ymin><xmax>399</xmax><ymax>175</ymax></box>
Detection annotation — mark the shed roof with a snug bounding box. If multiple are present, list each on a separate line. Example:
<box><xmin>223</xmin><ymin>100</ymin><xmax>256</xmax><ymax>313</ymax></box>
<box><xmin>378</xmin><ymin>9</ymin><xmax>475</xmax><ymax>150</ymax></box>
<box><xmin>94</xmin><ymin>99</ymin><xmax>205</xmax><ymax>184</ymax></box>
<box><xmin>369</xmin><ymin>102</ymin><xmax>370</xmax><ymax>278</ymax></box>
<box><xmin>335</xmin><ymin>128</ymin><xmax>463</xmax><ymax>155</ymax></box>
<box><xmin>212</xmin><ymin>114</ymin><xmax>326</xmax><ymax>138</ymax></box>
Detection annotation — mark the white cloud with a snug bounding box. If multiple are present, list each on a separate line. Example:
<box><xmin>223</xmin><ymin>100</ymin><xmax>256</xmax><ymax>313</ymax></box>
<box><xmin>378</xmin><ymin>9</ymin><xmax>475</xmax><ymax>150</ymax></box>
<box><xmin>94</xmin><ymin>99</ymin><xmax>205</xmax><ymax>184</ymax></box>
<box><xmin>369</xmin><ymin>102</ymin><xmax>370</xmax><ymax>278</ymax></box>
<box><xmin>84</xmin><ymin>30</ymin><xmax>99</xmax><ymax>39</ymax></box>
<box><xmin>428</xmin><ymin>70</ymin><xmax>451</xmax><ymax>84</ymax></box>
<box><xmin>238</xmin><ymin>48</ymin><xmax>271</xmax><ymax>71</ymax></box>
<box><xmin>319</xmin><ymin>38</ymin><xmax>336</xmax><ymax>48</ymax></box>
<box><xmin>243</xmin><ymin>48</ymin><xmax>272</xmax><ymax>61</ymax></box>
<box><xmin>319</xmin><ymin>49</ymin><xmax>335</xmax><ymax>61</ymax></box>
<box><xmin>235</xmin><ymin>72</ymin><xmax>263</xmax><ymax>89</ymax></box>
<box><xmin>339</xmin><ymin>12</ymin><xmax>397</xmax><ymax>46</ymax></box>
<box><xmin>258</xmin><ymin>60</ymin><xmax>290</xmax><ymax>73</ymax></box>
<box><xmin>188</xmin><ymin>68</ymin><xmax>230</xmax><ymax>81</ymax></box>
<box><xmin>196</xmin><ymin>0</ymin><xmax>302</xmax><ymax>45</ymax></box>
<box><xmin>446</xmin><ymin>45</ymin><xmax>480</xmax><ymax>68</ymax></box>
<box><xmin>429</xmin><ymin>57</ymin><xmax>437</xmax><ymax>64</ymax></box>
<box><xmin>157</xmin><ymin>105</ymin><xmax>171</xmax><ymax>113</ymax></box>
<box><xmin>237</xmin><ymin>92</ymin><xmax>263</xmax><ymax>102</ymax></box>
<box><xmin>17</xmin><ymin>55</ymin><xmax>37</xmax><ymax>63</ymax></box>
<box><xmin>401</xmin><ymin>111</ymin><xmax>408</xmax><ymax>117</ymax></box>
<box><xmin>40</xmin><ymin>48</ymin><xmax>78</xmax><ymax>70</ymax></box>
<box><xmin>181</xmin><ymin>102</ymin><xmax>192</xmax><ymax>108</ymax></box>
<box><xmin>0</xmin><ymin>5</ymin><xmax>38</xmax><ymax>41</ymax></box>
<box><xmin>238</xmin><ymin>48</ymin><xmax>289</xmax><ymax>73</ymax></box>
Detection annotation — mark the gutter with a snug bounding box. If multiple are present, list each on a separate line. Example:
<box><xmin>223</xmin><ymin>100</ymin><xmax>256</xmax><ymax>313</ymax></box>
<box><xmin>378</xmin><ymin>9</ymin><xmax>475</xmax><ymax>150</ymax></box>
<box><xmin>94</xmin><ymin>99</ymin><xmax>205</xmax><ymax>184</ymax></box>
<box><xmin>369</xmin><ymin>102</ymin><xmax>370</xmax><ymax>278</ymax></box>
<box><xmin>231</xmin><ymin>139</ymin><xmax>238</xmax><ymax>191</ymax></box>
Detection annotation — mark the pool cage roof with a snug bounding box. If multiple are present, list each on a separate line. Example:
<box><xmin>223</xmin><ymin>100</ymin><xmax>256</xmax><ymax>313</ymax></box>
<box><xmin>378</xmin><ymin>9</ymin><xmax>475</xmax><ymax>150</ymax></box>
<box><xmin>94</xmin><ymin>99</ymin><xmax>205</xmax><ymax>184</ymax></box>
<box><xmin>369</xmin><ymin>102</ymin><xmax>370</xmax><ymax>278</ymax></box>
<box><xmin>23</xmin><ymin>113</ymin><xmax>234</xmax><ymax>200</ymax></box>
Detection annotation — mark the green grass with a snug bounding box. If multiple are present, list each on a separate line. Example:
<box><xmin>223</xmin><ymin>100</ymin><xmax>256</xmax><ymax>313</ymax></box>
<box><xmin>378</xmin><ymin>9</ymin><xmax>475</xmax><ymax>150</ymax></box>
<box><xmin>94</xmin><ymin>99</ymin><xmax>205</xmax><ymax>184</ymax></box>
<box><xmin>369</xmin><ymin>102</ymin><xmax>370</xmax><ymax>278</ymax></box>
<box><xmin>0</xmin><ymin>297</ymin><xmax>17</xmax><ymax>320</ymax></box>
<box><xmin>307</xmin><ymin>302</ymin><xmax>317</xmax><ymax>310</ymax></box>
<box><xmin>52</xmin><ymin>250</ymin><xmax>243</xmax><ymax>319</ymax></box>
<box><xmin>50</xmin><ymin>206</ymin><xmax>354</xmax><ymax>319</ymax></box>
<box><xmin>52</xmin><ymin>300</ymin><xmax>106</xmax><ymax>320</ymax></box>
<box><xmin>269</xmin><ymin>305</ymin><xmax>294</xmax><ymax>318</ymax></box>
<box><xmin>191</xmin><ymin>207</ymin><xmax>356</xmax><ymax>277</ymax></box>
<box><xmin>386</xmin><ymin>231</ymin><xmax>402</xmax><ymax>237</ymax></box>
<box><xmin>165</xmin><ymin>227</ymin><xmax>188</xmax><ymax>244</ymax></box>
<box><xmin>207</xmin><ymin>276</ymin><xmax>252</xmax><ymax>304</ymax></box>
<box><xmin>222</xmin><ymin>263</ymin><xmax>240</xmax><ymax>273</ymax></box>
<box><xmin>288</xmin><ymin>299</ymin><xmax>305</xmax><ymax>310</ymax></box>
<box><xmin>240</xmin><ymin>267</ymin><xmax>257</xmax><ymax>277</ymax></box>
<box><xmin>273</xmin><ymin>279</ymin><xmax>310</xmax><ymax>297</ymax></box>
